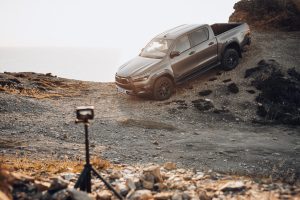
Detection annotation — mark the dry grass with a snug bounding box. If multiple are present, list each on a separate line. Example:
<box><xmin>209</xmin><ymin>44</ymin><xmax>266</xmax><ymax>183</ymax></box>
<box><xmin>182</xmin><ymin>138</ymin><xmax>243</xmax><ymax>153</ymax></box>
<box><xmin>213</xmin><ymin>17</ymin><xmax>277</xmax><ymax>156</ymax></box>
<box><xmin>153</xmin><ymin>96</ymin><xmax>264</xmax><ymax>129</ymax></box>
<box><xmin>0</xmin><ymin>155</ymin><xmax>110</xmax><ymax>178</ymax></box>
<box><xmin>0</xmin><ymin>81</ymin><xmax>88</xmax><ymax>99</ymax></box>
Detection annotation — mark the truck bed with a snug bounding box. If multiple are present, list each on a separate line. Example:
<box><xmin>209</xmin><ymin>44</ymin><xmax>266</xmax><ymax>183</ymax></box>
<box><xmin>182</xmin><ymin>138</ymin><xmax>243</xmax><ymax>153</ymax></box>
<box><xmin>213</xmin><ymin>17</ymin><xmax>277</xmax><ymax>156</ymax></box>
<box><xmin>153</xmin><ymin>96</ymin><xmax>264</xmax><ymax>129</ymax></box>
<box><xmin>211</xmin><ymin>23</ymin><xmax>242</xmax><ymax>36</ymax></box>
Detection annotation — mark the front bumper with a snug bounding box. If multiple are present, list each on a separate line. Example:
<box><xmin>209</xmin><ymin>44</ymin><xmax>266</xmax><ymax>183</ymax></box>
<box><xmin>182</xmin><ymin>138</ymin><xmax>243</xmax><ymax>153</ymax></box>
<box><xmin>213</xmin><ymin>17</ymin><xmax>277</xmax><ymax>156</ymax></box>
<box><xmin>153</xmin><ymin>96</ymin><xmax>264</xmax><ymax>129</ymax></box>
<box><xmin>115</xmin><ymin>75</ymin><xmax>152</xmax><ymax>96</ymax></box>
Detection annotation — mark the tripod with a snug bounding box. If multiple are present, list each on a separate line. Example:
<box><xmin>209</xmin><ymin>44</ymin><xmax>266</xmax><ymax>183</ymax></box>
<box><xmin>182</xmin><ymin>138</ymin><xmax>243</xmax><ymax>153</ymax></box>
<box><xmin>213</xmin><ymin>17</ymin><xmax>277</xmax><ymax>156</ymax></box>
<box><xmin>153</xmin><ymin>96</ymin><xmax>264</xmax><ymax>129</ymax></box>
<box><xmin>74</xmin><ymin>120</ymin><xmax>123</xmax><ymax>200</ymax></box>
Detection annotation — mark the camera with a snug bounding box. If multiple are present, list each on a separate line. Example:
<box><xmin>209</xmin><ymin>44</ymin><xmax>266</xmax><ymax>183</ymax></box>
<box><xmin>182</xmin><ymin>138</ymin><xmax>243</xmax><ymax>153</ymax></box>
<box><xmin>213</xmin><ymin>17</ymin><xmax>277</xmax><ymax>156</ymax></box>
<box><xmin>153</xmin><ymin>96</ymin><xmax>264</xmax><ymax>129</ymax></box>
<box><xmin>76</xmin><ymin>106</ymin><xmax>94</xmax><ymax>122</ymax></box>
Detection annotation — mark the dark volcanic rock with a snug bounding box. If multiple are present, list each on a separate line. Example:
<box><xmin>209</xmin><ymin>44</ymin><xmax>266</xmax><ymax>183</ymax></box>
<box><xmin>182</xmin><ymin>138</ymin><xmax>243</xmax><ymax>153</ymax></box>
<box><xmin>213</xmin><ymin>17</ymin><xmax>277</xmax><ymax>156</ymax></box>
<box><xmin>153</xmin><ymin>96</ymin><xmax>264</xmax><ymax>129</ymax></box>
<box><xmin>208</xmin><ymin>77</ymin><xmax>217</xmax><ymax>82</ymax></box>
<box><xmin>228</xmin><ymin>83</ymin><xmax>239</xmax><ymax>94</ymax></box>
<box><xmin>222</xmin><ymin>79</ymin><xmax>232</xmax><ymax>83</ymax></box>
<box><xmin>288</xmin><ymin>67</ymin><xmax>300</xmax><ymax>81</ymax></box>
<box><xmin>246</xmin><ymin>90</ymin><xmax>256</xmax><ymax>94</ymax></box>
<box><xmin>198</xmin><ymin>90</ymin><xmax>212</xmax><ymax>96</ymax></box>
<box><xmin>192</xmin><ymin>99</ymin><xmax>214</xmax><ymax>111</ymax></box>
<box><xmin>250</xmin><ymin>60</ymin><xmax>300</xmax><ymax>125</ymax></box>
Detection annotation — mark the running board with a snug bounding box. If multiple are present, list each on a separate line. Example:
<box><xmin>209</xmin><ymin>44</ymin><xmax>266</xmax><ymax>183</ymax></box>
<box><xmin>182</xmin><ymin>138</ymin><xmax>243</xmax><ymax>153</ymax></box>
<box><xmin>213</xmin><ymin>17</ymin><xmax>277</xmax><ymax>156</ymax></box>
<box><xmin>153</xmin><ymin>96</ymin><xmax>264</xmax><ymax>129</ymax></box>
<box><xmin>176</xmin><ymin>62</ymin><xmax>220</xmax><ymax>85</ymax></box>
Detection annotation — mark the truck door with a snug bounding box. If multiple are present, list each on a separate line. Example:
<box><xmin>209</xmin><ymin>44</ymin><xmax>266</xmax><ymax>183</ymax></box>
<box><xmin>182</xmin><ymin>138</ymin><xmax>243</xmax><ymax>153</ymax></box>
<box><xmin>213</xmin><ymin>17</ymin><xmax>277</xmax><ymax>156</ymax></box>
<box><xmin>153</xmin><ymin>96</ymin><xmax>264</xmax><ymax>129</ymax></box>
<box><xmin>170</xmin><ymin>35</ymin><xmax>195</xmax><ymax>79</ymax></box>
<box><xmin>188</xmin><ymin>28</ymin><xmax>218</xmax><ymax>71</ymax></box>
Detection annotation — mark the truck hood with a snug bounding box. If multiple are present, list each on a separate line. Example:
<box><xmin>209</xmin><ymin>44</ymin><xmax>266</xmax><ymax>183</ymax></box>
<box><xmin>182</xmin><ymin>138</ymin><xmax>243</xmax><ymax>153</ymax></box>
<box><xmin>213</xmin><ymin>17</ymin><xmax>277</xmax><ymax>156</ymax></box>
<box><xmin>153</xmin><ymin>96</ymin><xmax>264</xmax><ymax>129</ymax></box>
<box><xmin>117</xmin><ymin>56</ymin><xmax>161</xmax><ymax>77</ymax></box>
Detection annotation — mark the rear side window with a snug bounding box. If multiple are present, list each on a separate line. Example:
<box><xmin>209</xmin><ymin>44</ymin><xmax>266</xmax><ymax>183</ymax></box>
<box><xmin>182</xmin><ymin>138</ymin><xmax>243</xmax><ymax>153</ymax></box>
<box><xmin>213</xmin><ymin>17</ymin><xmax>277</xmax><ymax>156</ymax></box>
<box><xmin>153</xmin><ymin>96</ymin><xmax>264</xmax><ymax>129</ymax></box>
<box><xmin>174</xmin><ymin>35</ymin><xmax>190</xmax><ymax>53</ymax></box>
<box><xmin>189</xmin><ymin>28</ymin><xmax>209</xmax><ymax>47</ymax></box>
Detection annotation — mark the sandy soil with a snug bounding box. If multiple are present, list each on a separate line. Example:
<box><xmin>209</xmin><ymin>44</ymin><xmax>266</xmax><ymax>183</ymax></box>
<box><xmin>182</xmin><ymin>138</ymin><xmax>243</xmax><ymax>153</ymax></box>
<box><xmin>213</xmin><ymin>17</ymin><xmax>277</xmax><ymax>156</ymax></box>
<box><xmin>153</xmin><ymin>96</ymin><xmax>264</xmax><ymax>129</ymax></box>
<box><xmin>0</xmin><ymin>31</ymin><xmax>300</xmax><ymax>184</ymax></box>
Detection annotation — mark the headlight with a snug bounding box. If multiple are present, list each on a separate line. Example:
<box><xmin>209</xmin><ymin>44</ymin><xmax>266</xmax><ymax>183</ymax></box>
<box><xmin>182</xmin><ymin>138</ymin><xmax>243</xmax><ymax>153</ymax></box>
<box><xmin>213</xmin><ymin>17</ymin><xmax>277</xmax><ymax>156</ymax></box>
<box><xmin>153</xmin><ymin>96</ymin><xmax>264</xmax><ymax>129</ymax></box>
<box><xmin>132</xmin><ymin>74</ymin><xmax>150</xmax><ymax>82</ymax></box>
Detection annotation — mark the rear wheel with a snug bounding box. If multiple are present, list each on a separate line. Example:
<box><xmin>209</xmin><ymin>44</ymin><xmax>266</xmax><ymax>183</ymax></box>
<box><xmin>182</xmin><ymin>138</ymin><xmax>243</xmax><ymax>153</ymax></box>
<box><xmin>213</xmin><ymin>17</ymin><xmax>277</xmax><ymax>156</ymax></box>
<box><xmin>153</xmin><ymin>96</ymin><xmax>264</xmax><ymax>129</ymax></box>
<box><xmin>222</xmin><ymin>48</ymin><xmax>239</xmax><ymax>71</ymax></box>
<box><xmin>153</xmin><ymin>76</ymin><xmax>174</xmax><ymax>100</ymax></box>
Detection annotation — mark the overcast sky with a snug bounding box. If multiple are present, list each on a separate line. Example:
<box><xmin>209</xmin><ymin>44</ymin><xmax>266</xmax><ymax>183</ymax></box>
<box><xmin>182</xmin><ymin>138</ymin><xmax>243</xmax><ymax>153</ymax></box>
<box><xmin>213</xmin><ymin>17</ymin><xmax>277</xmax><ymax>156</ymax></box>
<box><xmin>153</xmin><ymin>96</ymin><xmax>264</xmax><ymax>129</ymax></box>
<box><xmin>0</xmin><ymin>0</ymin><xmax>238</xmax><ymax>48</ymax></box>
<box><xmin>0</xmin><ymin>0</ymin><xmax>238</xmax><ymax>81</ymax></box>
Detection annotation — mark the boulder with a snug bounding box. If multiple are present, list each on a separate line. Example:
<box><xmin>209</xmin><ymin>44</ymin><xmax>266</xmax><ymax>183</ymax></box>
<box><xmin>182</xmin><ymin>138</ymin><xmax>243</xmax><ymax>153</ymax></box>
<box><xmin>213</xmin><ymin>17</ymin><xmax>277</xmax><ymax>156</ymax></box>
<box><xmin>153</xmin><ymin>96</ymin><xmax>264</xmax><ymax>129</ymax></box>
<box><xmin>129</xmin><ymin>190</ymin><xmax>153</xmax><ymax>200</ymax></box>
<box><xmin>48</xmin><ymin>177</ymin><xmax>68</xmax><ymax>193</ymax></box>
<box><xmin>142</xmin><ymin>165</ymin><xmax>163</xmax><ymax>183</ymax></box>
<box><xmin>227</xmin><ymin>83</ymin><xmax>239</xmax><ymax>94</ymax></box>
<box><xmin>163</xmin><ymin>162</ymin><xmax>177</xmax><ymax>171</ymax></box>
<box><xmin>97</xmin><ymin>190</ymin><xmax>112</xmax><ymax>200</ymax></box>
<box><xmin>220</xmin><ymin>181</ymin><xmax>246</xmax><ymax>192</ymax></box>
<box><xmin>192</xmin><ymin>99</ymin><xmax>214</xmax><ymax>111</ymax></box>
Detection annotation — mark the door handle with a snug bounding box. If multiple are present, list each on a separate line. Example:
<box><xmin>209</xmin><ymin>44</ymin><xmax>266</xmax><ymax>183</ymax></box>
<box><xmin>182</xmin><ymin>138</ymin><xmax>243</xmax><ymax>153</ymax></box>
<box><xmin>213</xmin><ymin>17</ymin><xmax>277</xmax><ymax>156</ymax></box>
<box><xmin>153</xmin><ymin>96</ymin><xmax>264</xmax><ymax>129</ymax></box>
<box><xmin>208</xmin><ymin>42</ymin><xmax>215</xmax><ymax>46</ymax></box>
<box><xmin>189</xmin><ymin>51</ymin><xmax>195</xmax><ymax>55</ymax></box>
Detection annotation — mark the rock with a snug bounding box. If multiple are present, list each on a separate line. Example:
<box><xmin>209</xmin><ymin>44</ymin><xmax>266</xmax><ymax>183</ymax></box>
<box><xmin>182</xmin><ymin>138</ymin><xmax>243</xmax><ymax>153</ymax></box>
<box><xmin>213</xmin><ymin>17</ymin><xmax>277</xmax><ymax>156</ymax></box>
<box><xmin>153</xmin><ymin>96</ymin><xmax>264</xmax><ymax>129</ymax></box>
<box><xmin>227</xmin><ymin>83</ymin><xmax>239</xmax><ymax>93</ymax></box>
<box><xmin>129</xmin><ymin>189</ymin><xmax>153</xmax><ymax>200</ymax></box>
<box><xmin>216</xmin><ymin>71</ymin><xmax>222</xmax><ymax>76</ymax></box>
<box><xmin>153</xmin><ymin>192</ymin><xmax>173</xmax><ymax>200</ymax></box>
<box><xmin>222</xmin><ymin>79</ymin><xmax>232</xmax><ymax>83</ymax></box>
<box><xmin>109</xmin><ymin>171</ymin><xmax>122</xmax><ymax>180</ymax></box>
<box><xmin>48</xmin><ymin>177</ymin><xmax>68</xmax><ymax>193</ymax></box>
<box><xmin>288</xmin><ymin>67</ymin><xmax>300</xmax><ymax>81</ymax></box>
<box><xmin>142</xmin><ymin>180</ymin><xmax>154</xmax><ymax>190</ymax></box>
<box><xmin>192</xmin><ymin>172</ymin><xmax>204</xmax><ymax>180</ymax></box>
<box><xmin>142</xmin><ymin>165</ymin><xmax>163</xmax><ymax>183</ymax></box>
<box><xmin>68</xmin><ymin>188</ymin><xmax>93</xmax><ymax>200</ymax></box>
<box><xmin>163</xmin><ymin>162</ymin><xmax>176</xmax><ymax>170</ymax></box>
<box><xmin>246</xmin><ymin>89</ymin><xmax>255</xmax><ymax>94</ymax></box>
<box><xmin>126</xmin><ymin>178</ymin><xmax>137</xmax><ymax>191</ymax></box>
<box><xmin>116</xmin><ymin>183</ymin><xmax>129</xmax><ymax>197</ymax></box>
<box><xmin>11</xmin><ymin>172</ymin><xmax>34</xmax><ymax>182</ymax></box>
<box><xmin>208</xmin><ymin>77</ymin><xmax>217</xmax><ymax>81</ymax></box>
<box><xmin>198</xmin><ymin>191</ymin><xmax>211</xmax><ymax>200</ymax></box>
<box><xmin>97</xmin><ymin>190</ymin><xmax>112</xmax><ymax>200</ymax></box>
<box><xmin>183</xmin><ymin>191</ymin><xmax>199</xmax><ymax>200</ymax></box>
<box><xmin>60</xmin><ymin>172</ymin><xmax>77</xmax><ymax>181</ymax></box>
<box><xmin>171</xmin><ymin>193</ymin><xmax>183</xmax><ymax>200</ymax></box>
<box><xmin>50</xmin><ymin>189</ymin><xmax>69</xmax><ymax>200</ymax></box>
<box><xmin>9</xmin><ymin>78</ymin><xmax>21</xmax><ymax>84</ymax></box>
<box><xmin>0</xmin><ymin>191</ymin><xmax>10</xmax><ymax>200</ymax></box>
<box><xmin>153</xmin><ymin>183</ymin><xmax>167</xmax><ymax>192</ymax></box>
<box><xmin>198</xmin><ymin>90</ymin><xmax>212</xmax><ymax>96</ymax></box>
<box><xmin>192</xmin><ymin>99</ymin><xmax>214</xmax><ymax>111</ymax></box>
<box><xmin>34</xmin><ymin>180</ymin><xmax>51</xmax><ymax>191</ymax></box>
<box><xmin>220</xmin><ymin>181</ymin><xmax>246</xmax><ymax>192</ymax></box>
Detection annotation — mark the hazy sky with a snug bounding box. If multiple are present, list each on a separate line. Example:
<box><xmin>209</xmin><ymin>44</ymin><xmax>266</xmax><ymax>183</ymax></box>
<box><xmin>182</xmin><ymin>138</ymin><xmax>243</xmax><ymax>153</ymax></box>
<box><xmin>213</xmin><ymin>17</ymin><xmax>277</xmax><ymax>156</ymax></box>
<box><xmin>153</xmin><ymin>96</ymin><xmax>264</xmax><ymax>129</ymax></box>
<box><xmin>0</xmin><ymin>0</ymin><xmax>238</xmax><ymax>81</ymax></box>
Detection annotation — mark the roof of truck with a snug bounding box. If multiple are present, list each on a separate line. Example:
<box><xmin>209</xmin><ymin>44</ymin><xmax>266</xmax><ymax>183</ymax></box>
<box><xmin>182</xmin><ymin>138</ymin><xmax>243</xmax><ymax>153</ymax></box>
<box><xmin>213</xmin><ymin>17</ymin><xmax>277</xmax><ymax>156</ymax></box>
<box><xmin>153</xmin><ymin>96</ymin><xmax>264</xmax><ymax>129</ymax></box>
<box><xmin>155</xmin><ymin>24</ymin><xmax>205</xmax><ymax>39</ymax></box>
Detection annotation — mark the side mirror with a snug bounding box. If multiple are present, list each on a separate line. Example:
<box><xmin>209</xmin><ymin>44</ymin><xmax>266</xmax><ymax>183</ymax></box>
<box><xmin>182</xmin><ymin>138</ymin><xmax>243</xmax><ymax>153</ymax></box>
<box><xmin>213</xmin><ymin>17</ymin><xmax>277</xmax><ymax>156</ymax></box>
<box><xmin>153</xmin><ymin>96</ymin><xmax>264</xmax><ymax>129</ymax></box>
<box><xmin>170</xmin><ymin>51</ymin><xmax>180</xmax><ymax>58</ymax></box>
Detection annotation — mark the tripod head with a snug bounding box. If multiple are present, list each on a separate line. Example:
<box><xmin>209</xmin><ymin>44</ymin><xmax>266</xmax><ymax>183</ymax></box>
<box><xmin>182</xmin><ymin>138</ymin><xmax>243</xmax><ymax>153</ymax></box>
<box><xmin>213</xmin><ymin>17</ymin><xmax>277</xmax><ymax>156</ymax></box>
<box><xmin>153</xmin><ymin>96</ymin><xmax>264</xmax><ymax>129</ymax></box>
<box><xmin>75</xmin><ymin>106</ymin><xmax>94</xmax><ymax>124</ymax></box>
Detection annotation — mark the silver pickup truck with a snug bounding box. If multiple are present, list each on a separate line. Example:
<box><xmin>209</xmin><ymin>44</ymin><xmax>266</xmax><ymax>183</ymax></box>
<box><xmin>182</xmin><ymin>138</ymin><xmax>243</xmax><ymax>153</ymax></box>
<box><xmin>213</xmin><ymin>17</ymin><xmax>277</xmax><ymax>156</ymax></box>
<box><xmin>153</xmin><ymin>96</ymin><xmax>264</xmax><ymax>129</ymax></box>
<box><xmin>115</xmin><ymin>23</ymin><xmax>251</xmax><ymax>100</ymax></box>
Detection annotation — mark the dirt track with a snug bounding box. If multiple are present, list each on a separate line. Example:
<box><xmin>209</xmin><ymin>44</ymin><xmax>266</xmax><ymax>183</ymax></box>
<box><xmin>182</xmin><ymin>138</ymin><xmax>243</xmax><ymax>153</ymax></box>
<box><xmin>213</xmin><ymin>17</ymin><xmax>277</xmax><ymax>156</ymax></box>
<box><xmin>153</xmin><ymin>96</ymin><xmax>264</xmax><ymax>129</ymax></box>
<box><xmin>0</xmin><ymin>31</ymin><xmax>300</xmax><ymax>183</ymax></box>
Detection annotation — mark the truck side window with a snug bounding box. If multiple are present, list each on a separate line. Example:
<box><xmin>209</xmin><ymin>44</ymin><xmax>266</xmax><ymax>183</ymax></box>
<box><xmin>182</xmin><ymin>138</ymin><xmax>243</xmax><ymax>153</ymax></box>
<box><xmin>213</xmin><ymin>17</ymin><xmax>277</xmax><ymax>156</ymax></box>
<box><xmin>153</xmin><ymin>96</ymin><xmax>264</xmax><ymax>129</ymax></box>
<box><xmin>189</xmin><ymin>28</ymin><xmax>209</xmax><ymax>47</ymax></box>
<box><xmin>174</xmin><ymin>35</ymin><xmax>190</xmax><ymax>53</ymax></box>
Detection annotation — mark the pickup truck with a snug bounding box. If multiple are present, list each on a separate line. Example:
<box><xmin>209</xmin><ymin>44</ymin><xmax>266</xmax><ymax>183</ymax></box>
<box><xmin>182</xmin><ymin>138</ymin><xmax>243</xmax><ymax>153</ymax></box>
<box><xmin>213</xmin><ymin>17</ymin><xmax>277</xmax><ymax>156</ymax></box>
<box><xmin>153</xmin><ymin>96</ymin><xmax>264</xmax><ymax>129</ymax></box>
<box><xmin>115</xmin><ymin>23</ymin><xmax>251</xmax><ymax>100</ymax></box>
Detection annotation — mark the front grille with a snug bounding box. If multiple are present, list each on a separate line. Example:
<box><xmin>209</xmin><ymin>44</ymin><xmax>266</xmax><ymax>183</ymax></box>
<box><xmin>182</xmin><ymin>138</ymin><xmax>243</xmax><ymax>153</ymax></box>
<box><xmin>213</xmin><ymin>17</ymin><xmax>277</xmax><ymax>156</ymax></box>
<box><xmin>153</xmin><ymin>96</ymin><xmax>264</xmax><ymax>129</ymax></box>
<box><xmin>115</xmin><ymin>75</ymin><xmax>129</xmax><ymax>84</ymax></box>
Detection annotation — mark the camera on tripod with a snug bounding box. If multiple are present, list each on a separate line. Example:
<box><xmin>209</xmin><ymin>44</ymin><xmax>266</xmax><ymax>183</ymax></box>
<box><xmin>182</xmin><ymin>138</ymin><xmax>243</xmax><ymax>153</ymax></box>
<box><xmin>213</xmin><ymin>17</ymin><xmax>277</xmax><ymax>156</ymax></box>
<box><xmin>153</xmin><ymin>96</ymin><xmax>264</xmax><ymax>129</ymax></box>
<box><xmin>76</xmin><ymin>106</ymin><xmax>94</xmax><ymax>122</ymax></box>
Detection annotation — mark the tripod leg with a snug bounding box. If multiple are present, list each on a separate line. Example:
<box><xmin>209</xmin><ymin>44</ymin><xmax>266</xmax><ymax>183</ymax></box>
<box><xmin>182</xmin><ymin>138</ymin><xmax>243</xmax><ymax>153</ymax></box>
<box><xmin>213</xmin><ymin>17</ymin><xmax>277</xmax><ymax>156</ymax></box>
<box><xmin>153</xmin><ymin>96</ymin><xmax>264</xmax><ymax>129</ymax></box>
<box><xmin>91</xmin><ymin>167</ymin><xmax>123</xmax><ymax>200</ymax></box>
<box><xmin>74</xmin><ymin>168</ymin><xmax>86</xmax><ymax>189</ymax></box>
<box><xmin>74</xmin><ymin>165</ymin><xmax>92</xmax><ymax>193</ymax></box>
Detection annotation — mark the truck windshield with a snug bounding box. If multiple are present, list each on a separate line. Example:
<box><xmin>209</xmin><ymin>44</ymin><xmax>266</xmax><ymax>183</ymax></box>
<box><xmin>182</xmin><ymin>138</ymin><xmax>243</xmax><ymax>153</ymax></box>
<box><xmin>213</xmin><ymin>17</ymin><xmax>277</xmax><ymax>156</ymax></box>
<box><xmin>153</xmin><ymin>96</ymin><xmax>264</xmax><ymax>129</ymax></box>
<box><xmin>140</xmin><ymin>38</ymin><xmax>172</xmax><ymax>59</ymax></box>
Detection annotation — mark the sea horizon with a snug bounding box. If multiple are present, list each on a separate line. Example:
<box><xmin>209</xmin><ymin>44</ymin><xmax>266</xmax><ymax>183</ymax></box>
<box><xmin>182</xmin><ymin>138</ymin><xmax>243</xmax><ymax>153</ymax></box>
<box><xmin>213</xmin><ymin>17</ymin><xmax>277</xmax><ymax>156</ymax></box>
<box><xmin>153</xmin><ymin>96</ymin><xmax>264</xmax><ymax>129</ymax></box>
<box><xmin>0</xmin><ymin>46</ymin><xmax>130</xmax><ymax>82</ymax></box>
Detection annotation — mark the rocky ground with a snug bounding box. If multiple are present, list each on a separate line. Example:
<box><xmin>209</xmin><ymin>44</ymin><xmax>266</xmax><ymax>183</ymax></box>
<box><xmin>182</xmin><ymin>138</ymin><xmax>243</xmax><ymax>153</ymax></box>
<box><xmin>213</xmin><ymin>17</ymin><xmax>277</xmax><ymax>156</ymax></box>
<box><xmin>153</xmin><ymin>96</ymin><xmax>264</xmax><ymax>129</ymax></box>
<box><xmin>1</xmin><ymin>159</ymin><xmax>300</xmax><ymax>200</ymax></box>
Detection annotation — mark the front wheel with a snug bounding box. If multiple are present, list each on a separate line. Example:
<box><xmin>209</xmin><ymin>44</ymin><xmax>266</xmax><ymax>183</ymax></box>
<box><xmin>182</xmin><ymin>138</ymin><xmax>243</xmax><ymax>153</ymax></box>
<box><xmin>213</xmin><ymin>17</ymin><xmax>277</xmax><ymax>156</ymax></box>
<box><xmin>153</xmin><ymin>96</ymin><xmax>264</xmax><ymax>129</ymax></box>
<box><xmin>221</xmin><ymin>48</ymin><xmax>239</xmax><ymax>71</ymax></box>
<box><xmin>153</xmin><ymin>76</ymin><xmax>174</xmax><ymax>100</ymax></box>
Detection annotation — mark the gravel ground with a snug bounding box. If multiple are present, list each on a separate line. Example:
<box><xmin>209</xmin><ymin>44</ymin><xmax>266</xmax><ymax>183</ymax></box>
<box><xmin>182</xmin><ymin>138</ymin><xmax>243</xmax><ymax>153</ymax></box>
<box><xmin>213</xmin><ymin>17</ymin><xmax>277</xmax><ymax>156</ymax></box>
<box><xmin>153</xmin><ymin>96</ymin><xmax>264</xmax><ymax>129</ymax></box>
<box><xmin>0</xmin><ymin>31</ymin><xmax>300</xmax><ymax>184</ymax></box>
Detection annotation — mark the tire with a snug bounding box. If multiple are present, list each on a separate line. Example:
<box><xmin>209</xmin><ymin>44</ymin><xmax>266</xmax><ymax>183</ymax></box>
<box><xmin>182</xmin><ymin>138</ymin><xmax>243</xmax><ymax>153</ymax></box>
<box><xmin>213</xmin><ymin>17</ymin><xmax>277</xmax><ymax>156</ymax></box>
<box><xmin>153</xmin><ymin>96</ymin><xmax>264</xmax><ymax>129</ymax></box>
<box><xmin>221</xmin><ymin>48</ymin><xmax>239</xmax><ymax>71</ymax></box>
<box><xmin>153</xmin><ymin>76</ymin><xmax>174</xmax><ymax>100</ymax></box>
